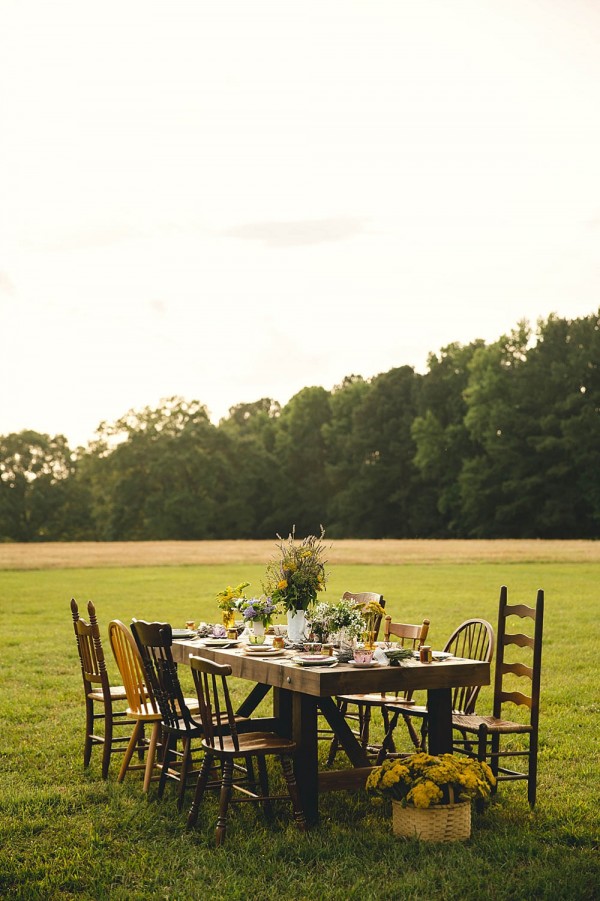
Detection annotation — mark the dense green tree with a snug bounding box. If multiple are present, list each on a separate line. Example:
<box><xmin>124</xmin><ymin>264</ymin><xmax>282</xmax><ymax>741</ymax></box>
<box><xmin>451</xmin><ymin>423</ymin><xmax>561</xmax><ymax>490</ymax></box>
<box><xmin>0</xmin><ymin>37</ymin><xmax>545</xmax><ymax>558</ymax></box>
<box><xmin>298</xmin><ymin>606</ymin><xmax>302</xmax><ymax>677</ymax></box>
<box><xmin>330</xmin><ymin>367</ymin><xmax>426</xmax><ymax>537</ymax></box>
<box><xmin>271</xmin><ymin>387</ymin><xmax>332</xmax><ymax>536</ymax></box>
<box><xmin>412</xmin><ymin>340</ymin><xmax>485</xmax><ymax>535</ymax></box>
<box><xmin>0</xmin><ymin>431</ymin><xmax>78</xmax><ymax>540</ymax></box>
<box><xmin>218</xmin><ymin>399</ymin><xmax>282</xmax><ymax>537</ymax></box>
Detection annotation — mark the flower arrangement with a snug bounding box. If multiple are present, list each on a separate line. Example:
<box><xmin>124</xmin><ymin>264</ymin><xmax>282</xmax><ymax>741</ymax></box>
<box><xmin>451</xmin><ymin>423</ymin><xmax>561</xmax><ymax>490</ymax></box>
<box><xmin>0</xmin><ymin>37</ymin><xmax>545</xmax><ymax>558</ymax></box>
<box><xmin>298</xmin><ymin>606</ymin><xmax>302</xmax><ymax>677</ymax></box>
<box><xmin>327</xmin><ymin>597</ymin><xmax>367</xmax><ymax>640</ymax></box>
<box><xmin>264</xmin><ymin>527</ymin><xmax>328</xmax><ymax>614</ymax></box>
<box><xmin>235</xmin><ymin>595</ymin><xmax>279</xmax><ymax>628</ymax></box>
<box><xmin>361</xmin><ymin>599</ymin><xmax>386</xmax><ymax>646</ymax></box>
<box><xmin>366</xmin><ymin>753</ymin><xmax>496</xmax><ymax>809</ymax></box>
<box><xmin>216</xmin><ymin>581</ymin><xmax>250</xmax><ymax>613</ymax></box>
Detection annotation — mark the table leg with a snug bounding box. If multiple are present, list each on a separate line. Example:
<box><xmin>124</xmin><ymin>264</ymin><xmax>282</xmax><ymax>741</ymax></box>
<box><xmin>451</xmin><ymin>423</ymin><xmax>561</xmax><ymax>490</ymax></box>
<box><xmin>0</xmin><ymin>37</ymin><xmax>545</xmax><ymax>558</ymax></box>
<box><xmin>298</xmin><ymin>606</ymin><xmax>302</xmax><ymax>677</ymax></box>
<box><xmin>278</xmin><ymin>690</ymin><xmax>319</xmax><ymax>825</ymax></box>
<box><xmin>426</xmin><ymin>687</ymin><xmax>452</xmax><ymax>754</ymax></box>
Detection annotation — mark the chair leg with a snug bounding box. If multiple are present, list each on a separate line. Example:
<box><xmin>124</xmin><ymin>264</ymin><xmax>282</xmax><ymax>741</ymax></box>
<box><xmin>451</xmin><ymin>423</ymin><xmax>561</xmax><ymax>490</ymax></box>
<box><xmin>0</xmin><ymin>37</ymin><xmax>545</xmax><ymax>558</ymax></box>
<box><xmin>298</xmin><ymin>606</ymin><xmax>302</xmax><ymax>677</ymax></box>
<box><xmin>177</xmin><ymin>737</ymin><xmax>192</xmax><ymax>812</ymax></box>
<box><xmin>187</xmin><ymin>752</ymin><xmax>214</xmax><ymax>828</ymax></box>
<box><xmin>158</xmin><ymin>733</ymin><xmax>176</xmax><ymax>798</ymax></box>
<box><xmin>375</xmin><ymin>710</ymin><xmax>400</xmax><ymax>765</ymax></box>
<box><xmin>326</xmin><ymin>700</ymin><xmax>346</xmax><ymax>765</ymax></box>
<box><xmin>402</xmin><ymin>713</ymin><xmax>422</xmax><ymax>750</ymax></box>
<box><xmin>118</xmin><ymin>721</ymin><xmax>143</xmax><ymax>783</ymax></box>
<box><xmin>528</xmin><ymin>734</ymin><xmax>538</xmax><ymax>809</ymax></box>
<box><xmin>102</xmin><ymin>702</ymin><xmax>115</xmax><ymax>779</ymax></box>
<box><xmin>244</xmin><ymin>755</ymin><xmax>257</xmax><ymax>793</ymax></box>
<box><xmin>280</xmin><ymin>755</ymin><xmax>307</xmax><ymax>832</ymax></box>
<box><xmin>143</xmin><ymin>722</ymin><xmax>161</xmax><ymax>792</ymax></box>
<box><xmin>84</xmin><ymin>697</ymin><xmax>95</xmax><ymax>768</ymax></box>
<box><xmin>358</xmin><ymin>704</ymin><xmax>371</xmax><ymax>750</ymax></box>
<box><xmin>256</xmin><ymin>756</ymin><xmax>273</xmax><ymax>821</ymax></box>
<box><xmin>215</xmin><ymin>759</ymin><xmax>234</xmax><ymax>846</ymax></box>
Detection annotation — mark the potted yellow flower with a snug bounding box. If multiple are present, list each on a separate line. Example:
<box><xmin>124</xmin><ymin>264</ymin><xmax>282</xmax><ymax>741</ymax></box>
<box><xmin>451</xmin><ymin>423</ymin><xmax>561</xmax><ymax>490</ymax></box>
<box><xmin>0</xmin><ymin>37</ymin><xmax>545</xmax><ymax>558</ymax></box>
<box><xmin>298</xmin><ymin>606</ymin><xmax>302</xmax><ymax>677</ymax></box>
<box><xmin>216</xmin><ymin>581</ymin><xmax>250</xmax><ymax>629</ymax></box>
<box><xmin>366</xmin><ymin>753</ymin><xmax>495</xmax><ymax>841</ymax></box>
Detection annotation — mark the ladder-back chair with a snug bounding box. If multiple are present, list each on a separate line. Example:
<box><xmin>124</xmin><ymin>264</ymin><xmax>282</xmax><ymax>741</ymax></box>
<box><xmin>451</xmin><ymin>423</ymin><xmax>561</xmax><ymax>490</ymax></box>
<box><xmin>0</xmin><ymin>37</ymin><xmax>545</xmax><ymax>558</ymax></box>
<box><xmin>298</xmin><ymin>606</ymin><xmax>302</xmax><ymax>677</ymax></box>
<box><xmin>187</xmin><ymin>654</ymin><xmax>306</xmax><ymax>846</ymax></box>
<box><xmin>70</xmin><ymin>599</ymin><xmax>133</xmax><ymax>778</ymax></box>
<box><xmin>452</xmin><ymin>587</ymin><xmax>544</xmax><ymax>808</ymax></box>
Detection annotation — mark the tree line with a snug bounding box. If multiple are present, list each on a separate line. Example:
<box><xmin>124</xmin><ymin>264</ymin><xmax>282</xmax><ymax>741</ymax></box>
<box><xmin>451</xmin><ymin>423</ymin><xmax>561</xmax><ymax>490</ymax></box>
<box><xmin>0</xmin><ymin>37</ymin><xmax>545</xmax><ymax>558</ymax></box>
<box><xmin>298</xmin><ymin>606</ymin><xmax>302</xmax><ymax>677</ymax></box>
<box><xmin>2</xmin><ymin>311</ymin><xmax>599</xmax><ymax>542</ymax></box>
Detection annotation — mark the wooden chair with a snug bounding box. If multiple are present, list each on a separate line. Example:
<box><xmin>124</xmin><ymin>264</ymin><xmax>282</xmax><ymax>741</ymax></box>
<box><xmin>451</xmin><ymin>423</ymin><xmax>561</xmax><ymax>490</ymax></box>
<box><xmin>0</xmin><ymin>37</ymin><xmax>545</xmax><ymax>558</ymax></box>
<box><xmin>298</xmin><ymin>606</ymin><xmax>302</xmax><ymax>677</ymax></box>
<box><xmin>108</xmin><ymin>620</ymin><xmax>163</xmax><ymax>792</ymax></box>
<box><xmin>452</xmin><ymin>587</ymin><xmax>544</xmax><ymax>808</ymax></box>
<box><xmin>376</xmin><ymin>617</ymin><xmax>495</xmax><ymax>762</ymax></box>
<box><xmin>326</xmin><ymin>614</ymin><xmax>430</xmax><ymax>764</ymax></box>
<box><xmin>187</xmin><ymin>654</ymin><xmax>307</xmax><ymax>845</ymax></box>
<box><xmin>70</xmin><ymin>598</ymin><xmax>134</xmax><ymax>778</ymax></box>
<box><xmin>130</xmin><ymin>619</ymin><xmax>206</xmax><ymax>810</ymax></box>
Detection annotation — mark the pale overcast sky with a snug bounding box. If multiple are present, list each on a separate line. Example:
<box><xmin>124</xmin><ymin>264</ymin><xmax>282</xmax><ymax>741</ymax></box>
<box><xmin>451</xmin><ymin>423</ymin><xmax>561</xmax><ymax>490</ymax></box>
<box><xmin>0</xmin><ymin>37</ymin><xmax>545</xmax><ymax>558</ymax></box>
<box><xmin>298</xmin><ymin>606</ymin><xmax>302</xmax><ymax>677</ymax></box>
<box><xmin>1</xmin><ymin>0</ymin><xmax>599</xmax><ymax>447</ymax></box>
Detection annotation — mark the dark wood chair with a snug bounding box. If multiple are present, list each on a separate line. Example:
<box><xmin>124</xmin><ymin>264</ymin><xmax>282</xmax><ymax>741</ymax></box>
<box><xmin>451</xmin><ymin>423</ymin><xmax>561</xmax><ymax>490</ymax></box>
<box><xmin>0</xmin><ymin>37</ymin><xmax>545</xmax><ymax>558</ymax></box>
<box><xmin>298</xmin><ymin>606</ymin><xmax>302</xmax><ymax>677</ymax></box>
<box><xmin>326</xmin><ymin>614</ymin><xmax>430</xmax><ymax>764</ymax></box>
<box><xmin>376</xmin><ymin>617</ymin><xmax>495</xmax><ymax>762</ymax></box>
<box><xmin>108</xmin><ymin>620</ymin><xmax>164</xmax><ymax>792</ymax></box>
<box><xmin>70</xmin><ymin>598</ymin><xmax>134</xmax><ymax>778</ymax></box>
<box><xmin>187</xmin><ymin>654</ymin><xmax>307</xmax><ymax>846</ymax></box>
<box><xmin>452</xmin><ymin>586</ymin><xmax>544</xmax><ymax>808</ymax></box>
<box><xmin>130</xmin><ymin>619</ymin><xmax>207</xmax><ymax>810</ymax></box>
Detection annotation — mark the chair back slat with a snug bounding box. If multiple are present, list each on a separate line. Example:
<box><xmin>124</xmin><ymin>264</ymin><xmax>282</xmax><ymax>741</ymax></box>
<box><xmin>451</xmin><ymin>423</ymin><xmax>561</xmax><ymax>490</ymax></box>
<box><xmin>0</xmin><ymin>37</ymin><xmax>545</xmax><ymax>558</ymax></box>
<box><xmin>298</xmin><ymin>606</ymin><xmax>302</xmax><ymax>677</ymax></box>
<box><xmin>504</xmin><ymin>631</ymin><xmax>535</xmax><ymax>650</ymax></box>
<box><xmin>499</xmin><ymin>690</ymin><xmax>533</xmax><ymax>709</ymax></box>
<box><xmin>189</xmin><ymin>655</ymin><xmax>240</xmax><ymax>753</ymax></box>
<box><xmin>502</xmin><ymin>661</ymin><xmax>533</xmax><ymax>679</ymax></box>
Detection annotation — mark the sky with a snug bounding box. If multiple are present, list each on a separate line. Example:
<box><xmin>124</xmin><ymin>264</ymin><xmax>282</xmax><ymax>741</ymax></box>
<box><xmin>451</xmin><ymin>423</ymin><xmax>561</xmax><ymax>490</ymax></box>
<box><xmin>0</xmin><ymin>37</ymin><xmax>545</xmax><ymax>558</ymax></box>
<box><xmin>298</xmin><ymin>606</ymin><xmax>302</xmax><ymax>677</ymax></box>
<box><xmin>1</xmin><ymin>0</ymin><xmax>599</xmax><ymax>448</ymax></box>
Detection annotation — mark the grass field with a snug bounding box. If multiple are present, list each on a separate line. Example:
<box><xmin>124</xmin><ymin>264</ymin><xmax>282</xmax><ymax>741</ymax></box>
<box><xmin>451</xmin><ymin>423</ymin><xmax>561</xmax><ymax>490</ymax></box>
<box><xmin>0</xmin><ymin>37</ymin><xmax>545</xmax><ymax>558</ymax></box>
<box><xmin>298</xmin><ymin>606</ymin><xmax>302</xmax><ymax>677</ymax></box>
<box><xmin>1</xmin><ymin>541</ymin><xmax>598</xmax><ymax>900</ymax></box>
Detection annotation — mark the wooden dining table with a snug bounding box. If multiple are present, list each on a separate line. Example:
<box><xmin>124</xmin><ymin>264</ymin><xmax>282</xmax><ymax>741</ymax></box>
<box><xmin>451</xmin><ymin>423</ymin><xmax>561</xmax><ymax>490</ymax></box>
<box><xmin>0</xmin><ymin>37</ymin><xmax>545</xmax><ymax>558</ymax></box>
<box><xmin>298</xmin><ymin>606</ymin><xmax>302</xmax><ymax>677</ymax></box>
<box><xmin>172</xmin><ymin>639</ymin><xmax>490</xmax><ymax>825</ymax></box>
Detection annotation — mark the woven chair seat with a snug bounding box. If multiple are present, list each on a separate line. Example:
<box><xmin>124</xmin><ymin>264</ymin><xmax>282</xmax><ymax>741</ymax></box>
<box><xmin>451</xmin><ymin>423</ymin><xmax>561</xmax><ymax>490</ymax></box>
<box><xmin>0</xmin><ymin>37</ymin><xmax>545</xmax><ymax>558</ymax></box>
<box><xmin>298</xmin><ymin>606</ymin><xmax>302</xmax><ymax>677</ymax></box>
<box><xmin>453</xmin><ymin>714</ymin><xmax>533</xmax><ymax>735</ymax></box>
<box><xmin>88</xmin><ymin>685</ymin><xmax>128</xmax><ymax>701</ymax></box>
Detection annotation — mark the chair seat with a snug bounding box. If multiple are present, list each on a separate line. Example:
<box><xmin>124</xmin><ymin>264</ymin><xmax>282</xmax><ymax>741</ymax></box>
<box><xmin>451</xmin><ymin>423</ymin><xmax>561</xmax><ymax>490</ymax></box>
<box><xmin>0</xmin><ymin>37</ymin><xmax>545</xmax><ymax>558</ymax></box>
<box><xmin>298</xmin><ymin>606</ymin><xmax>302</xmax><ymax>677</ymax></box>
<box><xmin>337</xmin><ymin>693</ymin><xmax>413</xmax><ymax>707</ymax></box>
<box><xmin>453</xmin><ymin>714</ymin><xmax>534</xmax><ymax>735</ymax></box>
<box><xmin>88</xmin><ymin>685</ymin><xmax>128</xmax><ymax>702</ymax></box>
<box><xmin>203</xmin><ymin>731</ymin><xmax>297</xmax><ymax>757</ymax></box>
<box><xmin>127</xmin><ymin>703</ymin><xmax>163</xmax><ymax>720</ymax></box>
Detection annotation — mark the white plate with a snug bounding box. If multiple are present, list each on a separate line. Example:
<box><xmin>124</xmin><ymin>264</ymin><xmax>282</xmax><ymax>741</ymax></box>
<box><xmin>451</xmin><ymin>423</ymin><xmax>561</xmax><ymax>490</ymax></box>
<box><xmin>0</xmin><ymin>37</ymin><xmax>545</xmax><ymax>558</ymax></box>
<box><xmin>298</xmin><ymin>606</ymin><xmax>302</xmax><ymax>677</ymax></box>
<box><xmin>348</xmin><ymin>661</ymin><xmax>381</xmax><ymax>668</ymax></box>
<box><xmin>432</xmin><ymin>651</ymin><xmax>453</xmax><ymax>661</ymax></box>
<box><xmin>200</xmin><ymin>638</ymin><xmax>240</xmax><ymax>647</ymax></box>
<box><xmin>172</xmin><ymin>629</ymin><xmax>196</xmax><ymax>640</ymax></box>
<box><xmin>243</xmin><ymin>647</ymin><xmax>285</xmax><ymax>657</ymax></box>
<box><xmin>292</xmin><ymin>655</ymin><xmax>337</xmax><ymax>667</ymax></box>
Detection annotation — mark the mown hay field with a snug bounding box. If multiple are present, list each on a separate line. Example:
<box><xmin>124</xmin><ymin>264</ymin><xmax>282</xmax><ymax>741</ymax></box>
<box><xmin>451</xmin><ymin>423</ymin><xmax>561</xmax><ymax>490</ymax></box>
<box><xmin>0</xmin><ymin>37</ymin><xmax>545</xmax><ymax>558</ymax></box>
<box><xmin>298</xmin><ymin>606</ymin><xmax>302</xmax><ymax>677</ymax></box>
<box><xmin>2</xmin><ymin>537</ymin><xmax>600</xmax><ymax>570</ymax></box>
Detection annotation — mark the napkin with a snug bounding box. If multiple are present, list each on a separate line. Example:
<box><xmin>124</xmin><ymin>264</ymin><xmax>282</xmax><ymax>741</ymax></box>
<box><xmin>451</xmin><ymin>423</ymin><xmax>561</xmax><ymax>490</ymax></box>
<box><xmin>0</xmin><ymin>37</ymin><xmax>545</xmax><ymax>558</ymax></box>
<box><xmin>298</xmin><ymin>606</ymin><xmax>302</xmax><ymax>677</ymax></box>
<box><xmin>373</xmin><ymin>647</ymin><xmax>390</xmax><ymax>666</ymax></box>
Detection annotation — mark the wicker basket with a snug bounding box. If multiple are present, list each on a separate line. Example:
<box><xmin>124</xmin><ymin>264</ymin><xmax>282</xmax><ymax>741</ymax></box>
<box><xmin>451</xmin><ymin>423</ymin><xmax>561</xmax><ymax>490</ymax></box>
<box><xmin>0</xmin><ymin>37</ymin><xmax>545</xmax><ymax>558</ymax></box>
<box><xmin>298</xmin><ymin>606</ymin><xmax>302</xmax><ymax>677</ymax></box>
<box><xmin>392</xmin><ymin>800</ymin><xmax>471</xmax><ymax>842</ymax></box>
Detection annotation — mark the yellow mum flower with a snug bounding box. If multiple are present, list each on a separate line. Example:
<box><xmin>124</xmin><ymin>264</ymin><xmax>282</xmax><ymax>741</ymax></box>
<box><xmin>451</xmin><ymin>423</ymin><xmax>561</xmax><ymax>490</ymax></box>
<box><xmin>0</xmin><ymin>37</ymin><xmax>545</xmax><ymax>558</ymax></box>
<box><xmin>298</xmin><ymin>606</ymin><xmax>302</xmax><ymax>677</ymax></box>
<box><xmin>277</xmin><ymin>579</ymin><xmax>288</xmax><ymax>590</ymax></box>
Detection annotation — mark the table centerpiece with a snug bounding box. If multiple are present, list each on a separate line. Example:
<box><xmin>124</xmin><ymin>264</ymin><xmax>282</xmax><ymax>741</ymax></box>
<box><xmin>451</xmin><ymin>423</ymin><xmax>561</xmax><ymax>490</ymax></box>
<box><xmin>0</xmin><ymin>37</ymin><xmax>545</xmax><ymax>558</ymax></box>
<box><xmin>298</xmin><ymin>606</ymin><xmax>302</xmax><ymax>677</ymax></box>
<box><xmin>264</xmin><ymin>527</ymin><xmax>328</xmax><ymax>643</ymax></box>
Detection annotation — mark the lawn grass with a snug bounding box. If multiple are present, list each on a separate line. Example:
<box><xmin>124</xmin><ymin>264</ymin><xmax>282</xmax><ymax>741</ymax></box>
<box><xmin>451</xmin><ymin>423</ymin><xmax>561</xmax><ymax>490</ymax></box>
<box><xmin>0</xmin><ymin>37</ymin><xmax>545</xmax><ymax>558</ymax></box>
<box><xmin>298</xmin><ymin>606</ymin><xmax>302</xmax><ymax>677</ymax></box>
<box><xmin>1</xmin><ymin>551</ymin><xmax>598</xmax><ymax>900</ymax></box>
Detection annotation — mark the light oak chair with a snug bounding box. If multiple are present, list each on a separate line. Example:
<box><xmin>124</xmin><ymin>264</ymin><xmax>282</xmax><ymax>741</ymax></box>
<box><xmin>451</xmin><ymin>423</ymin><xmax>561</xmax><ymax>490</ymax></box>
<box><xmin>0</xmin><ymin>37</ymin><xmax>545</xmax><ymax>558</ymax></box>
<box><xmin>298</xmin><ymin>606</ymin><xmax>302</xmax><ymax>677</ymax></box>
<box><xmin>70</xmin><ymin>599</ymin><xmax>134</xmax><ymax>778</ymax></box>
<box><xmin>187</xmin><ymin>654</ymin><xmax>307</xmax><ymax>846</ymax></box>
<box><xmin>108</xmin><ymin>620</ymin><xmax>163</xmax><ymax>792</ymax></box>
<box><xmin>326</xmin><ymin>614</ymin><xmax>430</xmax><ymax>764</ymax></box>
<box><xmin>452</xmin><ymin>587</ymin><xmax>544</xmax><ymax>808</ymax></box>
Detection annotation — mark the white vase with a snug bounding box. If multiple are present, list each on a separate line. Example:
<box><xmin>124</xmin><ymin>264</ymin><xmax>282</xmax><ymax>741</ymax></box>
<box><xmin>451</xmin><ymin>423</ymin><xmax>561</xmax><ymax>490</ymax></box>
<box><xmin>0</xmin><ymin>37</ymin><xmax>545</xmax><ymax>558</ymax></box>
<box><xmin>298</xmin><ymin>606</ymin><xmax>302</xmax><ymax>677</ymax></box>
<box><xmin>287</xmin><ymin>609</ymin><xmax>308</xmax><ymax>644</ymax></box>
<box><xmin>252</xmin><ymin>620</ymin><xmax>265</xmax><ymax>637</ymax></box>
